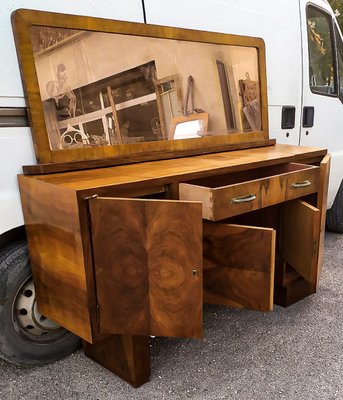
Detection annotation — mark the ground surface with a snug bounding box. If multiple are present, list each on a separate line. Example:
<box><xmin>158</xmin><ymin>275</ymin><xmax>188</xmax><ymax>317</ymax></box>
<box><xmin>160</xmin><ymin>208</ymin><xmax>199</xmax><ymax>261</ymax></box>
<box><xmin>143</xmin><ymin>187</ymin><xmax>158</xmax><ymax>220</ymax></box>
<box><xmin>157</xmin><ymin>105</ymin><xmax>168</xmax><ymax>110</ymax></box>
<box><xmin>1</xmin><ymin>232</ymin><xmax>342</xmax><ymax>400</ymax></box>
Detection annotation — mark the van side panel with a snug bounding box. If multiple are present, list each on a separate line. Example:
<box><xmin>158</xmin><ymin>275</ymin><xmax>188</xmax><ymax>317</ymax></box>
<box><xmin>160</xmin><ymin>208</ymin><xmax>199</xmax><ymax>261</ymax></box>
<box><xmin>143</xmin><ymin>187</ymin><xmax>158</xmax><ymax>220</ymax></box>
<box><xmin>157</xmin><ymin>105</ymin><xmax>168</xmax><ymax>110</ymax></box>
<box><xmin>0</xmin><ymin>0</ymin><xmax>144</xmax><ymax>237</ymax></box>
<box><xmin>1</xmin><ymin>0</ymin><xmax>144</xmax><ymax>99</ymax></box>
<box><xmin>0</xmin><ymin>127</ymin><xmax>36</xmax><ymax>236</ymax></box>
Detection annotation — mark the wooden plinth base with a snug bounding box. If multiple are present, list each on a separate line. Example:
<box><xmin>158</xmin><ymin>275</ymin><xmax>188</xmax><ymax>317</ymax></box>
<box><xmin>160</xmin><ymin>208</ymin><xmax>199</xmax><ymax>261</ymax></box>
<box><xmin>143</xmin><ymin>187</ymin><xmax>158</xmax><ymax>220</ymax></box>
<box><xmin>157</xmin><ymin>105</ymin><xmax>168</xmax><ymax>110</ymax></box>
<box><xmin>274</xmin><ymin>278</ymin><xmax>315</xmax><ymax>307</ymax></box>
<box><xmin>83</xmin><ymin>334</ymin><xmax>150</xmax><ymax>387</ymax></box>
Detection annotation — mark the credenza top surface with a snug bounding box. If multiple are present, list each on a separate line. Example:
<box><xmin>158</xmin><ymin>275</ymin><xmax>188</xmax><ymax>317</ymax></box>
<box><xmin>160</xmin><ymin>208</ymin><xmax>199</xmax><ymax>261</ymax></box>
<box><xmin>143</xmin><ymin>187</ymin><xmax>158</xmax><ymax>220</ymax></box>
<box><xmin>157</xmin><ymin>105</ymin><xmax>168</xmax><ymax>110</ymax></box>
<box><xmin>21</xmin><ymin>144</ymin><xmax>327</xmax><ymax>192</ymax></box>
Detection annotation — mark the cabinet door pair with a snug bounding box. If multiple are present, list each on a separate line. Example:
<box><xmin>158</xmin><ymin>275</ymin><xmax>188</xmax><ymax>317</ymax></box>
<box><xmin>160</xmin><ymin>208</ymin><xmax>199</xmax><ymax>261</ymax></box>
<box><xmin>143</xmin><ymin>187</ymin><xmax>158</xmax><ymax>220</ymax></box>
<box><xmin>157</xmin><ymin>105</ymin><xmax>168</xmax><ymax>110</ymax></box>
<box><xmin>89</xmin><ymin>193</ymin><xmax>321</xmax><ymax>340</ymax></box>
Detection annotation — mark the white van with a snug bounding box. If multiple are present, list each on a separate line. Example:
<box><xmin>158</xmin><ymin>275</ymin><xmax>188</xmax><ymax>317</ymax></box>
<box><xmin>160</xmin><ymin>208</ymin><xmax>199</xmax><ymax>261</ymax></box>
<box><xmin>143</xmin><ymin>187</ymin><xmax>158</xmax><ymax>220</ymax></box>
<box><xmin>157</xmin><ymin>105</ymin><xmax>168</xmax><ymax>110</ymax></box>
<box><xmin>0</xmin><ymin>0</ymin><xmax>342</xmax><ymax>365</ymax></box>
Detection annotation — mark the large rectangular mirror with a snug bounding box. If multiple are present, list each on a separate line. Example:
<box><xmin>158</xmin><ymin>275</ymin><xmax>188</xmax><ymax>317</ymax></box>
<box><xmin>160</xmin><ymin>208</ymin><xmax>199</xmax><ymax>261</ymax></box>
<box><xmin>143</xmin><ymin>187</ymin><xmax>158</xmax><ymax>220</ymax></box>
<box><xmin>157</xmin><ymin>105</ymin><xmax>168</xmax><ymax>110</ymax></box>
<box><xmin>12</xmin><ymin>9</ymin><xmax>270</xmax><ymax>168</ymax></box>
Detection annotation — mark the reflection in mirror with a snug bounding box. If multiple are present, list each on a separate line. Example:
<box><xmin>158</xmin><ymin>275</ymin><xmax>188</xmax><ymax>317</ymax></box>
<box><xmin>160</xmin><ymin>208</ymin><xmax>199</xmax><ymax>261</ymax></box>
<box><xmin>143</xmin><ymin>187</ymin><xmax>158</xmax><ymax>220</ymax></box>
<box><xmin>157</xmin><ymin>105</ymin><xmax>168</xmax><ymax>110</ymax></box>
<box><xmin>170</xmin><ymin>113</ymin><xmax>209</xmax><ymax>140</ymax></box>
<box><xmin>173</xmin><ymin>118</ymin><xmax>208</xmax><ymax>140</ymax></box>
<box><xmin>30</xmin><ymin>26</ymin><xmax>262</xmax><ymax>151</ymax></box>
<box><xmin>174</xmin><ymin>121</ymin><xmax>201</xmax><ymax>140</ymax></box>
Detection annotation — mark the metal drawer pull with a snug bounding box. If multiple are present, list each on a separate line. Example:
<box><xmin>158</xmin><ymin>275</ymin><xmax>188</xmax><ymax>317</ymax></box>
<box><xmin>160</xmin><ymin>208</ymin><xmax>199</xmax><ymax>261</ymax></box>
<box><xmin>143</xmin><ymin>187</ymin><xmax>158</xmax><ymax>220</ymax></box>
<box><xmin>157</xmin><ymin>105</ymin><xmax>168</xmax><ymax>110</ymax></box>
<box><xmin>291</xmin><ymin>180</ymin><xmax>311</xmax><ymax>188</ymax></box>
<box><xmin>231</xmin><ymin>194</ymin><xmax>256</xmax><ymax>204</ymax></box>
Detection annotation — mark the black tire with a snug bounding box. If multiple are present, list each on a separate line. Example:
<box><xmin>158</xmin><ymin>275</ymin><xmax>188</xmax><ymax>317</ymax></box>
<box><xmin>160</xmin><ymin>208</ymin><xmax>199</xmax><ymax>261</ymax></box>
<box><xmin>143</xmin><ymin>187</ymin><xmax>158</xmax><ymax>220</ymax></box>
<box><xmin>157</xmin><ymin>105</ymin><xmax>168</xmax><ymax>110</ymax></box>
<box><xmin>326</xmin><ymin>180</ymin><xmax>343</xmax><ymax>233</ymax></box>
<box><xmin>0</xmin><ymin>240</ymin><xmax>80</xmax><ymax>365</ymax></box>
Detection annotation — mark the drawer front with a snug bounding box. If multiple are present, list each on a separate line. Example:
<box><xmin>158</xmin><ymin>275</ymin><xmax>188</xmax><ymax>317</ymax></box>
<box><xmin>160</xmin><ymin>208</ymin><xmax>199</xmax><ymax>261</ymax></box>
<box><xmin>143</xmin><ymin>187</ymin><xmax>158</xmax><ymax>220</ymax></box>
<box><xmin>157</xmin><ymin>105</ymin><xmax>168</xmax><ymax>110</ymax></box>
<box><xmin>212</xmin><ymin>180</ymin><xmax>261</xmax><ymax>220</ymax></box>
<box><xmin>260</xmin><ymin>167</ymin><xmax>320</xmax><ymax>207</ymax></box>
<box><xmin>179</xmin><ymin>164</ymin><xmax>320</xmax><ymax>221</ymax></box>
<box><xmin>285</xmin><ymin>168</ymin><xmax>320</xmax><ymax>201</ymax></box>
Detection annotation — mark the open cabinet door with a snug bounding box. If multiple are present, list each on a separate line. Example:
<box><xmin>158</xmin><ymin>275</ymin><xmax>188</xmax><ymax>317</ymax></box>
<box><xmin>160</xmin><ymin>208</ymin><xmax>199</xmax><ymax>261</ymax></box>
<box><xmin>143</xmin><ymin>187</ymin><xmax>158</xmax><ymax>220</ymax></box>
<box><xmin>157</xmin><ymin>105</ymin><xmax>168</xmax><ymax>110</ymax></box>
<box><xmin>89</xmin><ymin>197</ymin><xmax>203</xmax><ymax>339</ymax></box>
<box><xmin>203</xmin><ymin>223</ymin><xmax>276</xmax><ymax>311</ymax></box>
<box><xmin>281</xmin><ymin>200</ymin><xmax>320</xmax><ymax>284</ymax></box>
<box><xmin>316</xmin><ymin>154</ymin><xmax>331</xmax><ymax>286</ymax></box>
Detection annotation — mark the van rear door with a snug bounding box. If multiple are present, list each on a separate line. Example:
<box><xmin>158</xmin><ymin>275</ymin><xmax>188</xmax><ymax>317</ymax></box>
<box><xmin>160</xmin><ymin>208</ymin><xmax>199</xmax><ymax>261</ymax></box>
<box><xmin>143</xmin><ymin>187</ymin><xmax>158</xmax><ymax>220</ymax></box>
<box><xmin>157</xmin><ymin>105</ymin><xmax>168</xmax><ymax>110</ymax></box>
<box><xmin>299</xmin><ymin>0</ymin><xmax>343</xmax><ymax>205</ymax></box>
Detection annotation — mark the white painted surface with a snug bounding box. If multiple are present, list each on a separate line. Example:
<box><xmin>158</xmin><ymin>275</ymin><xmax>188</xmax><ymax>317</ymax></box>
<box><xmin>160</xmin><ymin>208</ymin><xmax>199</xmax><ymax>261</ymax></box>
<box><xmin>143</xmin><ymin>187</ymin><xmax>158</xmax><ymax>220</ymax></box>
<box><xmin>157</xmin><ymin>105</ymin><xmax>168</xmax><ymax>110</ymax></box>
<box><xmin>0</xmin><ymin>0</ymin><xmax>144</xmax><ymax>99</ymax></box>
<box><xmin>145</xmin><ymin>0</ymin><xmax>343</xmax><ymax>205</ymax></box>
<box><xmin>144</xmin><ymin>0</ymin><xmax>303</xmax><ymax>146</ymax></box>
<box><xmin>1</xmin><ymin>0</ymin><xmax>342</xmax><ymax>237</ymax></box>
<box><xmin>0</xmin><ymin>0</ymin><xmax>144</xmax><ymax>236</ymax></box>
<box><xmin>298</xmin><ymin>0</ymin><xmax>343</xmax><ymax>206</ymax></box>
<box><xmin>0</xmin><ymin>127</ymin><xmax>36</xmax><ymax>235</ymax></box>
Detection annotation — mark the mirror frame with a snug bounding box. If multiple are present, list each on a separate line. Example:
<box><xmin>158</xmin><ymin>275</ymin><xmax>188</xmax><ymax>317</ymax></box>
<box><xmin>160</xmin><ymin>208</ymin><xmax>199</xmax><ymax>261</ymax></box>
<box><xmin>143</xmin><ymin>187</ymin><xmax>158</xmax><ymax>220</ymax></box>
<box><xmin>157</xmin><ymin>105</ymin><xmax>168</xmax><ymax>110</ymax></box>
<box><xmin>12</xmin><ymin>8</ymin><xmax>271</xmax><ymax>169</ymax></box>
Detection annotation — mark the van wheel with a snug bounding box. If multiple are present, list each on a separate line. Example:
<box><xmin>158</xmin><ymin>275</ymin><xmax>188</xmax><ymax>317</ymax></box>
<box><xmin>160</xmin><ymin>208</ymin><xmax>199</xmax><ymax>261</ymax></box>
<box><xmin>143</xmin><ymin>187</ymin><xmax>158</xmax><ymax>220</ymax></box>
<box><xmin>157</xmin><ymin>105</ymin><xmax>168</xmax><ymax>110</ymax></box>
<box><xmin>326</xmin><ymin>180</ymin><xmax>343</xmax><ymax>233</ymax></box>
<box><xmin>0</xmin><ymin>241</ymin><xmax>80</xmax><ymax>365</ymax></box>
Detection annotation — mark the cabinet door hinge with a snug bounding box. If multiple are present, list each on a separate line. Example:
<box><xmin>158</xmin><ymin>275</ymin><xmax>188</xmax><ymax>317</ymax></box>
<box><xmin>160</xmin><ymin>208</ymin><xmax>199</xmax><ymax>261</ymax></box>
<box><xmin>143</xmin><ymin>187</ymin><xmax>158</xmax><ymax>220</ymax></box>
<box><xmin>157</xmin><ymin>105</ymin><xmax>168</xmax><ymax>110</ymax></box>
<box><xmin>313</xmin><ymin>240</ymin><xmax>317</xmax><ymax>255</ymax></box>
<box><xmin>83</xmin><ymin>194</ymin><xmax>98</xmax><ymax>201</ymax></box>
<box><xmin>84</xmin><ymin>194</ymin><xmax>98</xmax><ymax>231</ymax></box>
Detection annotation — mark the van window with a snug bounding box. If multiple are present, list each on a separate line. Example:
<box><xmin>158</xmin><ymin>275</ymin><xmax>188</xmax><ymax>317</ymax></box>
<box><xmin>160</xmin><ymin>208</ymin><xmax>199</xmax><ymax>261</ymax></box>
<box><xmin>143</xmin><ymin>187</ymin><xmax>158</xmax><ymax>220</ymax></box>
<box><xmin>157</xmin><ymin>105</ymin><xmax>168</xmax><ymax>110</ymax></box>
<box><xmin>307</xmin><ymin>6</ymin><xmax>337</xmax><ymax>96</ymax></box>
<box><xmin>335</xmin><ymin>24</ymin><xmax>343</xmax><ymax>102</ymax></box>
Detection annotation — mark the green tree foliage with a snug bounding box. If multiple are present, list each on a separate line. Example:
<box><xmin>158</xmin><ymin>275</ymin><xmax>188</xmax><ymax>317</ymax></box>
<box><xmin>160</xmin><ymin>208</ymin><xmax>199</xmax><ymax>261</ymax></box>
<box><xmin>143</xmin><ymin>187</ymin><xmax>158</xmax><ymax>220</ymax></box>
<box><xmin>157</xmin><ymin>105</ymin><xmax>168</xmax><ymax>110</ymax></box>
<box><xmin>329</xmin><ymin>0</ymin><xmax>343</xmax><ymax>30</ymax></box>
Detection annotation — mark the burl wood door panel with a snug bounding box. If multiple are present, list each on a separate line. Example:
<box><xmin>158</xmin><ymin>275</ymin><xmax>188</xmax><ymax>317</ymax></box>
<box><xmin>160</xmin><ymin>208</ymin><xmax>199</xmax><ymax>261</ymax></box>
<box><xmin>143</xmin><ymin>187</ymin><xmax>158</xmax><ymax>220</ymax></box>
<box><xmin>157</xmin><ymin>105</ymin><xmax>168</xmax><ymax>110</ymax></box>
<box><xmin>281</xmin><ymin>200</ymin><xmax>320</xmax><ymax>284</ymax></box>
<box><xmin>89</xmin><ymin>197</ymin><xmax>203</xmax><ymax>339</ymax></box>
<box><xmin>203</xmin><ymin>222</ymin><xmax>276</xmax><ymax>311</ymax></box>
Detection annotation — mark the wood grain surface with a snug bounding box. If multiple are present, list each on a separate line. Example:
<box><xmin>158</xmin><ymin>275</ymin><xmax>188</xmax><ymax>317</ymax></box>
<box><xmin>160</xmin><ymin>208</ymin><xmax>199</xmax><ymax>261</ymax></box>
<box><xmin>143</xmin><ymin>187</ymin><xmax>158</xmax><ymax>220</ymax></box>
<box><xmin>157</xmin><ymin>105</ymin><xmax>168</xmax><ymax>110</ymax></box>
<box><xmin>83</xmin><ymin>335</ymin><xmax>150</xmax><ymax>387</ymax></box>
<box><xmin>274</xmin><ymin>278</ymin><xmax>313</xmax><ymax>308</ymax></box>
<box><xmin>12</xmin><ymin>8</ymin><xmax>269</xmax><ymax>165</ymax></box>
<box><xmin>22</xmin><ymin>140</ymin><xmax>277</xmax><ymax>175</ymax></box>
<box><xmin>17</xmin><ymin>146</ymin><xmax>329</xmax><ymax>342</ymax></box>
<box><xmin>203</xmin><ymin>222</ymin><xmax>276</xmax><ymax>311</ymax></box>
<box><xmin>180</xmin><ymin>162</ymin><xmax>319</xmax><ymax>220</ymax></box>
<box><xmin>316</xmin><ymin>155</ymin><xmax>331</xmax><ymax>287</ymax></box>
<box><xmin>281</xmin><ymin>200</ymin><xmax>320</xmax><ymax>284</ymax></box>
<box><xmin>18</xmin><ymin>175</ymin><xmax>93</xmax><ymax>342</ymax></box>
<box><xmin>89</xmin><ymin>197</ymin><xmax>203</xmax><ymax>338</ymax></box>
<box><xmin>24</xmin><ymin>144</ymin><xmax>327</xmax><ymax>193</ymax></box>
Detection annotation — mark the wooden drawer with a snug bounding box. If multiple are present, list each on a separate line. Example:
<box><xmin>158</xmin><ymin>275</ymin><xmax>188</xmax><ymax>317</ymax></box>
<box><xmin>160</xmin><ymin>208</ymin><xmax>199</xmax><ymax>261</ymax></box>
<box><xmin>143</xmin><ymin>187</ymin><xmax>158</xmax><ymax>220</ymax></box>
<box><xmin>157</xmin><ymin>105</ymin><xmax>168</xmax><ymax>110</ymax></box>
<box><xmin>179</xmin><ymin>163</ymin><xmax>320</xmax><ymax>220</ymax></box>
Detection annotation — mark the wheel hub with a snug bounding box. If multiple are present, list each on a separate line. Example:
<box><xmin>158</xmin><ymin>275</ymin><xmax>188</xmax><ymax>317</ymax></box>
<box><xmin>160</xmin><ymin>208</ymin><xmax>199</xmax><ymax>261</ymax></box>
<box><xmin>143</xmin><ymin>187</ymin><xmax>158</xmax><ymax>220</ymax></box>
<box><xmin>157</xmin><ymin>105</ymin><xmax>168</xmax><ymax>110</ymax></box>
<box><xmin>13</xmin><ymin>276</ymin><xmax>64</xmax><ymax>341</ymax></box>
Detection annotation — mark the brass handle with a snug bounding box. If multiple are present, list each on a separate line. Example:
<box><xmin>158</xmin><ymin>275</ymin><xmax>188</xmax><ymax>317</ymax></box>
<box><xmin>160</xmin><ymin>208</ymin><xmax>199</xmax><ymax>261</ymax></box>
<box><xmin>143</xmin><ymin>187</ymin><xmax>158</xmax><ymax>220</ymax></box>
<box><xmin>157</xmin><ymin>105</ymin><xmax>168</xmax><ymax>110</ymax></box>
<box><xmin>231</xmin><ymin>194</ymin><xmax>256</xmax><ymax>204</ymax></box>
<box><xmin>291</xmin><ymin>180</ymin><xmax>311</xmax><ymax>188</ymax></box>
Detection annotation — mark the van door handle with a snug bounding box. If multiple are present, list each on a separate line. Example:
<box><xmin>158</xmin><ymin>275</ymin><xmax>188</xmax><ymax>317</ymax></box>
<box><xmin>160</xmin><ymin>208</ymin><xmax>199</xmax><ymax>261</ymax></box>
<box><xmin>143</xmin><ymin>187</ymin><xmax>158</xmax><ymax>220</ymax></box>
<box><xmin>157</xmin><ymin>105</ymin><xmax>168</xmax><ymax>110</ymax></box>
<box><xmin>303</xmin><ymin>106</ymin><xmax>314</xmax><ymax>128</ymax></box>
<box><xmin>281</xmin><ymin>106</ymin><xmax>295</xmax><ymax>129</ymax></box>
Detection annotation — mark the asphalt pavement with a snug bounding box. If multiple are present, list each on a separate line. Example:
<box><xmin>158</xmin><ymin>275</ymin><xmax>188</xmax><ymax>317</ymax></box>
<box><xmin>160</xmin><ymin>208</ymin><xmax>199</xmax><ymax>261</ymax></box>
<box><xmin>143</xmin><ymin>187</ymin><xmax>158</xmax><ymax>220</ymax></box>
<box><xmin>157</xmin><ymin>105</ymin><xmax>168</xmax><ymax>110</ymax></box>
<box><xmin>1</xmin><ymin>231</ymin><xmax>343</xmax><ymax>400</ymax></box>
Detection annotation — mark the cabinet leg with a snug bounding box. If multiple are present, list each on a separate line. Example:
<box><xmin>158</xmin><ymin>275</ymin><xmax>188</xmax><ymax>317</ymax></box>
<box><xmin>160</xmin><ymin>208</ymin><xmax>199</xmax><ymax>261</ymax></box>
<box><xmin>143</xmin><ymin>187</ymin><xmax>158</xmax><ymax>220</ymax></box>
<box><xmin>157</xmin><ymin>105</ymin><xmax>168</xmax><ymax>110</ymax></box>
<box><xmin>274</xmin><ymin>261</ymin><xmax>316</xmax><ymax>307</ymax></box>
<box><xmin>274</xmin><ymin>278</ymin><xmax>315</xmax><ymax>307</ymax></box>
<box><xmin>83</xmin><ymin>335</ymin><xmax>150</xmax><ymax>387</ymax></box>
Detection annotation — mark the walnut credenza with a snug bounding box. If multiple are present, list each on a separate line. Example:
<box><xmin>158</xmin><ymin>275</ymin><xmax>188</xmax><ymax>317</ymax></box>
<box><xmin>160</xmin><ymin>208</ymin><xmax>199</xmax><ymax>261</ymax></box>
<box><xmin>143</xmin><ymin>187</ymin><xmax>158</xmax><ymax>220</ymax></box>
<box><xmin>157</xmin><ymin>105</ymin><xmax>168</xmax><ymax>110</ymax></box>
<box><xmin>18</xmin><ymin>144</ymin><xmax>330</xmax><ymax>387</ymax></box>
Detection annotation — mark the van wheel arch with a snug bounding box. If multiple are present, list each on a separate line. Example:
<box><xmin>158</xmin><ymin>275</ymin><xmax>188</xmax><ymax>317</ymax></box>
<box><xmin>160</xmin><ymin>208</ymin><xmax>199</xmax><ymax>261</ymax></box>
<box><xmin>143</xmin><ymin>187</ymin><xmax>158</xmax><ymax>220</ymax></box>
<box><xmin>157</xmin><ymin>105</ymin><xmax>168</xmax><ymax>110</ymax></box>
<box><xmin>0</xmin><ymin>226</ymin><xmax>26</xmax><ymax>252</ymax></box>
<box><xmin>0</xmin><ymin>240</ymin><xmax>80</xmax><ymax>365</ymax></box>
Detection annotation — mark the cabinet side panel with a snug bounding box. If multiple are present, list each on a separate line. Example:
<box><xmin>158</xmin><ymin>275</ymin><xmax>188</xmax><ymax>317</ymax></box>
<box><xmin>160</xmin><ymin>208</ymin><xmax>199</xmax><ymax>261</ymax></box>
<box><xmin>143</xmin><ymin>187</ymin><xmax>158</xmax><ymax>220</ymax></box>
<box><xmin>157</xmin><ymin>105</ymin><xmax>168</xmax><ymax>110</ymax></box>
<box><xmin>18</xmin><ymin>176</ymin><xmax>92</xmax><ymax>342</ymax></box>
